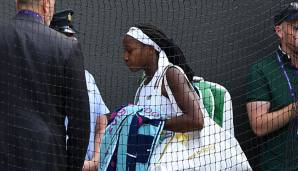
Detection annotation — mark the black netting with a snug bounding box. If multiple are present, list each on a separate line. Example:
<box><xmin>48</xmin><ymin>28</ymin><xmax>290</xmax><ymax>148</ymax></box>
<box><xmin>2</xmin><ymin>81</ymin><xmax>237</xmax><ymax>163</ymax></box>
<box><xmin>1</xmin><ymin>0</ymin><xmax>297</xmax><ymax>170</ymax></box>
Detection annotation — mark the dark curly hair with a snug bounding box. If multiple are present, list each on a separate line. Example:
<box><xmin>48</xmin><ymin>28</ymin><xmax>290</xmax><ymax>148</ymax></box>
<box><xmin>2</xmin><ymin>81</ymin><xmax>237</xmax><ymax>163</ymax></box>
<box><xmin>134</xmin><ymin>23</ymin><xmax>195</xmax><ymax>81</ymax></box>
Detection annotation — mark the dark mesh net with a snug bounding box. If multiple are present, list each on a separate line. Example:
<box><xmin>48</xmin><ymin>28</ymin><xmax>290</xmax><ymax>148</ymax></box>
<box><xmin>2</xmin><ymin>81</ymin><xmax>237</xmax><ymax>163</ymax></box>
<box><xmin>0</xmin><ymin>0</ymin><xmax>297</xmax><ymax>170</ymax></box>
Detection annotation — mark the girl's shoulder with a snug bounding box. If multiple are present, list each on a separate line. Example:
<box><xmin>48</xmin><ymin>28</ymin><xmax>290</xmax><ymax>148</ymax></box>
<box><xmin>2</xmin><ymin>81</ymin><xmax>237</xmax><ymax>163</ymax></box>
<box><xmin>165</xmin><ymin>65</ymin><xmax>187</xmax><ymax>83</ymax></box>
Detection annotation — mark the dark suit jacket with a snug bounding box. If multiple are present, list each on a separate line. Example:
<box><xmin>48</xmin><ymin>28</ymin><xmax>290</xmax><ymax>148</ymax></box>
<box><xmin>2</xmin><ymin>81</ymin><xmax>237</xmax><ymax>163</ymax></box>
<box><xmin>0</xmin><ymin>12</ymin><xmax>90</xmax><ymax>170</ymax></box>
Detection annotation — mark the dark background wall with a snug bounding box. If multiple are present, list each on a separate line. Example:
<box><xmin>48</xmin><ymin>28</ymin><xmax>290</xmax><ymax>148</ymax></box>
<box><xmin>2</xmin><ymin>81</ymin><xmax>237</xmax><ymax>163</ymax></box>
<box><xmin>0</xmin><ymin>0</ymin><xmax>294</xmax><ymax>170</ymax></box>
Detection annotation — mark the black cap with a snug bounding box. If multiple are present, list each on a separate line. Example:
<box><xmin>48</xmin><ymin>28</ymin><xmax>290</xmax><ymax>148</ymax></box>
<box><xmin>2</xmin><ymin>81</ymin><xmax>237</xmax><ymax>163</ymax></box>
<box><xmin>274</xmin><ymin>2</ymin><xmax>298</xmax><ymax>26</ymax></box>
<box><xmin>50</xmin><ymin>9</ymin><xmax>76</xmax><ymax>34</ymax></box>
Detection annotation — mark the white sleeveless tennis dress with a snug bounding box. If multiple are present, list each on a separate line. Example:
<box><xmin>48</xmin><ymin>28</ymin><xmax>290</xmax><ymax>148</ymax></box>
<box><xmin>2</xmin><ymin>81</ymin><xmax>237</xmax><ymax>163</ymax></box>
<box><xmin>133</xmin><ymin>57</ymin><xmax>251</xmax><ymax>171</ymax></box>
<box><xmin>134</xmin><ymin>65</ymin><xmax>185</xmax><ymax>120</ymax></box>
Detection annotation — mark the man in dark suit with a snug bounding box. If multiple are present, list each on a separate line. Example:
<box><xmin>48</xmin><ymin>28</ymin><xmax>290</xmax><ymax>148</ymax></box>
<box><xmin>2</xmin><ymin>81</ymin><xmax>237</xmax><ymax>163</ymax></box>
<box><xmin>0</xmin><ymin>0</ymin><xmax>90</xmax><ymax>170</ymax></box>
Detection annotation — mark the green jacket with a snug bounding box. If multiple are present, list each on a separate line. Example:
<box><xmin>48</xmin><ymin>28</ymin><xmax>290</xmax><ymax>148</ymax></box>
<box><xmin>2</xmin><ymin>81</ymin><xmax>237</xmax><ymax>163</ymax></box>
<box><xmin>247</xmin><ymin>48</ymin><xmax>298</xmax><ymax>170</ymax></box>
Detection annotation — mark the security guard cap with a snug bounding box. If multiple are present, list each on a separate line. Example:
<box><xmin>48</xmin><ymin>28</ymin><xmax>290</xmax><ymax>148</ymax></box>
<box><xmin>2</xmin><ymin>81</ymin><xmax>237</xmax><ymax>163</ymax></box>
<box><xmin>274</xmin><ymin>2</ymin><xmax>298</xmax><ymax>26</ymax></box>
<box><xmin>50</xmin><ymin>9</ymin><xmax>76</xmax><ymax>34</ymax></box>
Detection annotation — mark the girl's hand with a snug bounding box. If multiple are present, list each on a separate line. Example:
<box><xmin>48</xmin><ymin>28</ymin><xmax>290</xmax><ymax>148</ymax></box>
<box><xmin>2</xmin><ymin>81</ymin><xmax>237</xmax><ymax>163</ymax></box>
<box><xmin>82</xmin><ymin>159</ymin><xmax>98</xmax><ymax>171</ymax></box>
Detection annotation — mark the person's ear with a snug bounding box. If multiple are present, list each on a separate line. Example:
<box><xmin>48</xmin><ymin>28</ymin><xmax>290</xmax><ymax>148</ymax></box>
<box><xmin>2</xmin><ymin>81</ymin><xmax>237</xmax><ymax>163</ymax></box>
<box><xmin>16</xmin><ymin>0</ymin><xmax>20</xmax><ymax>10</ymax></box>
<box><xmin>42</xmin><ymin>0</ymin><xmax>49</xmax><ymax>17</ymax></box>
<box><xmin>275</xmin><ymin>24</ymin><xmax>284</xmax><ymax>39</ymax></box>
<box><xmin>147</xmin><ymin>46</ymin><xmax>156</xmax><ymax>56</ymax></box>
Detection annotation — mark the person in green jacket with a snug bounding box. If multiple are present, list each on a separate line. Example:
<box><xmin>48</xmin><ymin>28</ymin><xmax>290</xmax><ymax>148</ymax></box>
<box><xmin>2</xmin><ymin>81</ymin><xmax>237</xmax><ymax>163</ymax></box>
<box><xmin>246</xmin><ymin>2</ymin><xmax>298</xmax><ymax>170</ymax></box>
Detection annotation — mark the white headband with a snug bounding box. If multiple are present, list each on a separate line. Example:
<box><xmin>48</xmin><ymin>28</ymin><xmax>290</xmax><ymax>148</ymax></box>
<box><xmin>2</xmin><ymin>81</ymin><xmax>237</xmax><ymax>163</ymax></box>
<box><xmin>126</xmin><ymin>27</ymin><xmax>170</xmax><ymax>71</ymax></box>
<box><xmin>126</xmin><ymin>27</ymin><xmax>161</xmax><ymax>52</ymax></box>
